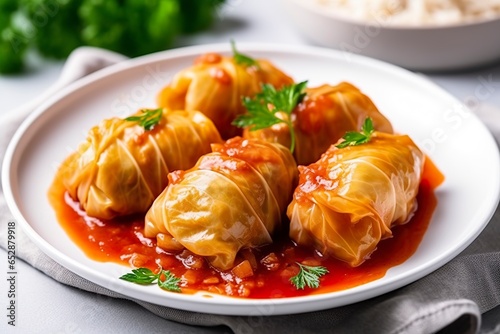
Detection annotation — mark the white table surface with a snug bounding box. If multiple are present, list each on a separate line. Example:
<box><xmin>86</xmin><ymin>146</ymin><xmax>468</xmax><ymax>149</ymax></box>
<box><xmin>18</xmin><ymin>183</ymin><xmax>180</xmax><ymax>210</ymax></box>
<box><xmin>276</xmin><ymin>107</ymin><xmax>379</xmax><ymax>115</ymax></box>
<box><xmin>1</xmin><ymin>1</ymin><xmax>500</xmax><ymax>333</ymax></box>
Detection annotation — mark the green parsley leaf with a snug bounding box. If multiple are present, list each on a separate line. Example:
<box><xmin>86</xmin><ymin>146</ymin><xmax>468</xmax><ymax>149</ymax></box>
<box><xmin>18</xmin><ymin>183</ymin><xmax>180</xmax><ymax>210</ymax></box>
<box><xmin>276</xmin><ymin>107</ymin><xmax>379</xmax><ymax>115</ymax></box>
<box><xmin>158</xmin><ymin>270</ymin><xmax>182</xmax><ymax>292</ymax></box>
<box><xmin>232</xmin><ymin>81</ymin><xmax>308</xmax><ymax>153</ymax></box>
<box><xmin>125</xmin><ymin>108</ymin><xmax>163</xmax><ymax>131</ymax></box>
<box><xmin>120</xmin><ymin>267</ymin><xmax>181</xmax><ymax>292</ymax></box>
<box><xmin>231</xmin><ymin>39</ymin><xmax>259</xmax><ymax>68</ymax></box>
<box><xmin>119</xmin><ymin>268</ymin><xmax>159</xmax><ymax>285</ymax></box>
<box><xmin>336</xmin><ymin>117</ymin><xmax>374</xmax><ymax>148</ymax></box>
<box><xmin>290</xmin><ymin>262</ymin><xmax>329</xmax><ymax>290</ymax></box>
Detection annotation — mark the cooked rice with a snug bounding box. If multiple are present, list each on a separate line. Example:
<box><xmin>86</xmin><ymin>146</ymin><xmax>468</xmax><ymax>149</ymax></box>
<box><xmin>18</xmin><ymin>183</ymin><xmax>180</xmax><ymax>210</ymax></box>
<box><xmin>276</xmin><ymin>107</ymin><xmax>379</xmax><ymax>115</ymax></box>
<box><xmin>316</xmin><ymin>0</ymin><xmax>500</xmax><ymax>25</ymax></box>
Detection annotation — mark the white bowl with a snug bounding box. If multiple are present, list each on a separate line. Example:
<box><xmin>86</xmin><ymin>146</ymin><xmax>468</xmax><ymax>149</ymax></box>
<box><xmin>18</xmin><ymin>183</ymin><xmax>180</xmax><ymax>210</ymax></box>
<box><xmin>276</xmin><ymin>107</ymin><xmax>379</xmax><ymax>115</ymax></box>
<box><xmin>282</xmin><ymin>0</ymin><xmax>500</xmax><ymax>71</ymax></box>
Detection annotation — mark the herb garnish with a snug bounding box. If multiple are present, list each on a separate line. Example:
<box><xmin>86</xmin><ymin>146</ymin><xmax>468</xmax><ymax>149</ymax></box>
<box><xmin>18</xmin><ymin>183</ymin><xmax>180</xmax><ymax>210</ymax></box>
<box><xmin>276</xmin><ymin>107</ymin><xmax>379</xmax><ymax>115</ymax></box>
<box><xmin>120</xmin><ymin>267</ymin><xmax>181</xmax><ymax>292</ymax></box>
<box><xmin>232</xmin><ymin>81</ymin><xmax>308</xmax><ymax>153</ymax></box>
<box><xmin>231</xmin><ymin>40</ymin><xmax>259</xmax><ymax>68</ymax></box>
<box><xmin>336</xmin><ymin>117</ymin><xmax>374</xmax><ymax>148</ymax></box>
<box><xmin>290</xmin><ymin>262</ymin><xmax>329</xmax><ymax>290</ymax></box>
<box><xmin>125</xmin><ymin>108</ymin><xmax>163</xmax><ymax>131</ymax></box>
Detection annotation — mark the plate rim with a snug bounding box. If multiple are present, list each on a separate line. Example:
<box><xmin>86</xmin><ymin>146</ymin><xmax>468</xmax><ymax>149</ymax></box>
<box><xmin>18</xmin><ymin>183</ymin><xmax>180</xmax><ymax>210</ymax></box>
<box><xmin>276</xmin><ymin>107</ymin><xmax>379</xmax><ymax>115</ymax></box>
<box><xmin>3</xmin><ymin>43</ymin><xmax>500</xmax><ymax>316</ymax></box>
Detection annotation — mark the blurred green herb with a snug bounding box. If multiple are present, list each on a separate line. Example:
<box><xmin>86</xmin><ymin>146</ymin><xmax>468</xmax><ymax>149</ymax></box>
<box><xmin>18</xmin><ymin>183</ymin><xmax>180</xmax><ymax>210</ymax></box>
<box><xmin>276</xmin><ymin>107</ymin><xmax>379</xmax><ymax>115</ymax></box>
<box><xmin>0</xmin><ymin>0</ymin><xmax>225</xmax><ymax>74</ymax></box>
<box><xmin>233</xmin><ymin>81</ymin><xmax>308</xmax><ymax>153</ymax></box>
<box><xmin>120</xmin><ymin>267</ymin><xmax>181</xmax><ymax>292</ymax></box>
<box><xmin>179</xmin><ymin>0</ymin><xmax>225</xmax><ymax>34</ymax></box>
<box><xmin>0</xmin><ymin>0</ymin><xmax>29</xmax><ymax>73</ymax></box>
<box><xmin>231</xmin><ymin>39</ymin><xmax>259</xmax><ymax>67</ymax></box>
<box><xmin>336</xmin><ymin>117</ymin><xmax>374</xmax><ymax>148</ymax></box>
<box><xmin>125</xmin><ymin>108</ymin><xmax>163</xmax><ymax>131</ymax></box>
<box><xmin>290</xmin><ymin>263</ymin><xmax>329</xmax><ymax>290</ymax></box>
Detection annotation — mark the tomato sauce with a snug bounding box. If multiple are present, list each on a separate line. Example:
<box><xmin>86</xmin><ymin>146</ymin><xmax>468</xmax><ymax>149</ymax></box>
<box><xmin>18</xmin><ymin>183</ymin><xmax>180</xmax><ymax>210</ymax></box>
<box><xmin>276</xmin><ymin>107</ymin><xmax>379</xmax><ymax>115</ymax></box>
<box><xmin>48</xmin><ymin>158</ymin><xmax>443</xmax><ymax>299</ymax></box>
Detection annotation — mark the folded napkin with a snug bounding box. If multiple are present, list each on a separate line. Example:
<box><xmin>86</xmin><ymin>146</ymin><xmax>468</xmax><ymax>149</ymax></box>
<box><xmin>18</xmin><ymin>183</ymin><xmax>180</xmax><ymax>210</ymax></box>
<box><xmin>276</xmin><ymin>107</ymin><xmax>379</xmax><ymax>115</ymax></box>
<box><xmin>1</xmin><ymin>48</ymin><xmax>500</xmax><ymax>334</ymax></box>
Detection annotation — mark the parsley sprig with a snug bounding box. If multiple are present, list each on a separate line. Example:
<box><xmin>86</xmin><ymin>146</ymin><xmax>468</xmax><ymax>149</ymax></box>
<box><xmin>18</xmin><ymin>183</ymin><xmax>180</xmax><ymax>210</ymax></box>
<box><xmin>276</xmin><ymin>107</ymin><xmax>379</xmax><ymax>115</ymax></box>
<box><xmin>119</xmin><ymin>267</ymin><xmax>181</xmax><ymax>292</ymax></box>
<box><xmin>290</xmin><ymin>262</ymin><xmax>329</xmax><ymax>290</ymax></box>
<box><xmin>231</xmin><ymin>40</ymin><xmax>259</xmax><ymax>68</ymax></box>
<box><xmin>125</xmin><ymin>108</ymin><xmax>163</xmax><ymax>131</ymax></box>
<box><xmin>336</xmin><ymin>117</ymin><xmax>374</xmax><ymax>148</ymax></box>
<box><xmin>233</xmin><ymin>81</ymin><xmax>308</xmax><ymax>153</ymax></box>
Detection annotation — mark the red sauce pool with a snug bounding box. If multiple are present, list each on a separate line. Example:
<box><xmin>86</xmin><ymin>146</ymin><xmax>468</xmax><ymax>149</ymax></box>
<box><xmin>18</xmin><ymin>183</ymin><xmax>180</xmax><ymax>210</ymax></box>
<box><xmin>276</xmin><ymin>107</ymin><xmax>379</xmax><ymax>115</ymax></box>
<box><xmin>48</xmin><ymin>158</ymin><xmax>443</xmax><ymax>299</ymax></box>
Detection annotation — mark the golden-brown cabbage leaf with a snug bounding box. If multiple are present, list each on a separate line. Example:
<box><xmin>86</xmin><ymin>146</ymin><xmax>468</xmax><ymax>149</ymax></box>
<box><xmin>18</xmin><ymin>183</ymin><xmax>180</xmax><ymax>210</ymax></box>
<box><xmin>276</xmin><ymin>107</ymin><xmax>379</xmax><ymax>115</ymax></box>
<box><xmin>145</xmin><ymin>137</ymin><xmax>298</xmax><ymax>270</ymax></box>
<box><xmin>59</xmin><ymin>109</ymin><xmax>222</xmax><ymax>220</ymax></box>
<box><xmin>287</xmin><ymin>132</ymin><xmax>424</xmax><ymax>267</ymax></box>
<box><xmin>157</xmin><ymin>53</ymin><xmax>294</xmax><ymax>139</ymax></box>
<box><xmin>244</xmin><ymin>82</ymin><xmax>393</xmax><ymax>165</ymax></box>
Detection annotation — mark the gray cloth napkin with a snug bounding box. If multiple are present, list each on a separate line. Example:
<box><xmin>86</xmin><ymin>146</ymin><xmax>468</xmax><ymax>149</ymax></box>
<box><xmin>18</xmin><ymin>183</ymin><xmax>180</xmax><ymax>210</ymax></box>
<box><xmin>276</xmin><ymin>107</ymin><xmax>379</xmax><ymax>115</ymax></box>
<box><xmin>1</xmin><ymin>50</ymin><xmax>500</xmax><ymax>334</ymax></box>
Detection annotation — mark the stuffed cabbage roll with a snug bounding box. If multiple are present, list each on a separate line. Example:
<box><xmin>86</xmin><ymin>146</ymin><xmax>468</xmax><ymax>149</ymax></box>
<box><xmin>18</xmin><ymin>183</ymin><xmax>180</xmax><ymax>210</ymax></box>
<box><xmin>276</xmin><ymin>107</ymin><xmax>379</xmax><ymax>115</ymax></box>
<box><xmin>157</xmin><ymin>52</ymin><xmax>293</xmax><ymax>139</ymax></box>
<box><xmin>287</xmin><ymin>132</ymin><xmax>424</xmax><ymax>267</ymax></box>
<box><xmin>59</xmin><ymin>109</ymin><xmax>222</xmax><ymax>220</ymax></box>
<box><xmin>244</xmin><ymin>82</ymin><xmax>393</xmax><ymax>165</ymax></box>
<box><xmin>145</xmin><ymin>137</ymin><xmax>298</xmax><ymax>270</ymax></box>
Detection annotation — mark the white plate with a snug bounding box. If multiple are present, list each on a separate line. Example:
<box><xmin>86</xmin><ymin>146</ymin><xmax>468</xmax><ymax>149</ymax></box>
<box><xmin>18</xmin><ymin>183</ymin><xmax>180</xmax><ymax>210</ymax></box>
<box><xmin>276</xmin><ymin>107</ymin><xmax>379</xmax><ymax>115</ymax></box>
<box><xmin>3</xmin><ymin>43</ymin><xmax>500</xmax><ymax>316</ymax></box>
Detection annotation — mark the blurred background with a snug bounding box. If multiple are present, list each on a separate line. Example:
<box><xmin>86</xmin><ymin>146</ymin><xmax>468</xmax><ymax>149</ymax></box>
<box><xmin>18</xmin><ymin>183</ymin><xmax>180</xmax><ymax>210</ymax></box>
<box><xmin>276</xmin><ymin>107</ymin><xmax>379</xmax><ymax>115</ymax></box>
<box><xmin>0</xmin><ymin>0</ymin><xmax>311</xmax><ymax>111</ymax></box>
<box><xmin>0</xmin><ymin>0</ymin><xmax>228</xmax><ymax>74</ymax></box>
<box><xmin>2</xmin><ymin>0</ymin><xmax>500</xmax><ymax>75</ymax></box>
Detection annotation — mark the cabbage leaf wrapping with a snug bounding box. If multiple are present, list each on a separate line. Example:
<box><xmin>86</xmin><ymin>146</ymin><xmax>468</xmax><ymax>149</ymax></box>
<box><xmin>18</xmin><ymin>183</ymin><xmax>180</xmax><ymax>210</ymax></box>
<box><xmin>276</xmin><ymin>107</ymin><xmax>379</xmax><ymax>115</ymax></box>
<box><xmin>244</xmin><ymin>82</ymin><xmax>393</xmax><ymax>165</ymax></box>
<box><xmin>145</xmin><ymin>137</ymin><xmax>298</xmax><ymax>270</ymax></box>
<box><xmin>59</xmin><ymin>109</ymin><xmax>222</xmax><ymax>220</ymax></box>
<box><xmin>157</xmin><ymin>53</ymin><xmax>294</xmax><ymax>139</ymax></box>
<box><xmin>287</xmin><ymin>132</ymin><xmax>424</xmax><ymax>267</ymax></box>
